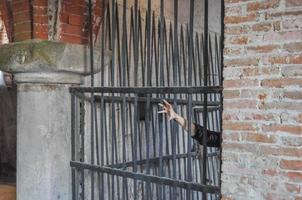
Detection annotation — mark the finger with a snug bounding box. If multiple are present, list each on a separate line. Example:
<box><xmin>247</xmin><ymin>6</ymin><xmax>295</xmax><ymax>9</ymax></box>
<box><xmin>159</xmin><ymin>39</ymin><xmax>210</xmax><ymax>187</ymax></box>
<box><xmin>163</xmin><ymin>99</ymin><xmax>170</xmax><ymax>106</ymax></box>
<box><xmin>158</xmin><ymin>110</ymin><xmax>166</xmax><ymax>114</ymax></box>
<box><xmin>158</xmin><ymin>103</ymin><xmax>165</xmax><ymax>108</ymax></box>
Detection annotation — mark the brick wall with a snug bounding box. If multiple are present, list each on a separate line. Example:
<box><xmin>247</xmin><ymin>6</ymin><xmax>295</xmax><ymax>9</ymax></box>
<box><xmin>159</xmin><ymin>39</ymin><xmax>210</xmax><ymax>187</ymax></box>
<box><xmin>222</xmin><ymin>0</ymin><xmax>302</xmax><ymax>199</ymax></box>
<box><xmin>0</xmin><ymin>0</ymin><xmax>106</xmax><ymax>44</ymax></box>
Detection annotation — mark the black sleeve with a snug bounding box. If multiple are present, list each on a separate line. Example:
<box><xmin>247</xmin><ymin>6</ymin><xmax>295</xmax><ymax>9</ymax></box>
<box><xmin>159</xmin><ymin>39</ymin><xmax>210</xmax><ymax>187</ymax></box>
<box><xmin>191</xmin><ymin>123</ymin><xmax>221</xmax><ymax>148</ymax></box>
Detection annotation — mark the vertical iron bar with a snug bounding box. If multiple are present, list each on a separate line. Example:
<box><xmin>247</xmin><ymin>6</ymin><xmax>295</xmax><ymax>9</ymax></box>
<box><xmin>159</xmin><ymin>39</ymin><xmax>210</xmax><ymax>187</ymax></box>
<box><xmin>121</xmin><ymin>1</ymin><xmax>128</xmax><ymax>199</ymax></box>
<box><xmin>187</xmin><ymin>0</ymin><xmax>195</xmax><ymax>199</ymax></box>
<box><xmin>95</xmin><ymin>105</ymin><xmax>102</xmax><ymax>200</ymax></box>
<box><xmin>133</xmin><ymin>95</ymin><xmax>138</xmax><ymax>200</ymax></box>
<box><xmin>80</xmin><ymin>99</ymin><xmax>85</xmax><ymax>200</ymax></box>
<box><xmin>172</xmin><ymin>0</ymin><xmax>178</xmax><ymax>198</ymax></box>
<box><xmin>145</xmin><ymin>93</ymin><xmax>151</xmax><ymax>199</ymax></box>
<box><xmin>134</xmin><ymin>0</ymin><xmax>139</xmax><ymax>86</ymax></box>
<box><xmin>146</xmin><ymin>0</ymin><xmax>152</xmax><ymax>198</ymax></box>
<box><xmin>159</xmin><ymin>2</ymin><xmax>164</xmax><ymax>196</ymax></box>
<box><xmin>203</xmin><ymin>0</ymin><xmax>209</xmax><ymax>200</ymax></box>
<box><xmin>100</xmin><ymin>97</ymin><xmax>105</xmax><ymax>200</ymax></box>
<box><xmin>71</xmin><ymin>94</ymin><xmax>76</xmax><ymax>200</ymax></box>
<box><xmin>88</xmin><ymin>0</ymin><xmax>95</xmax><ymax>199</ymax></box>
<box><xmin>219</xmin><ymin>0</ymin><xmax>224</xmax><ymax>198</ymax></box>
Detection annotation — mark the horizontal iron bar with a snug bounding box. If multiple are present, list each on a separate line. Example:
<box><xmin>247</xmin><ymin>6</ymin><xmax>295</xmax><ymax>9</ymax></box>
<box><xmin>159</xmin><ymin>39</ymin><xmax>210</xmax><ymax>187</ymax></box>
<box><xmin>107</xmin><ymin>151</ymin><xmax>220</xmax><ymax>169</ymax></box>
<box><xmin>72</xmin><ymin>92</ymin><xmax>222</xmax><ymax>113</ymax></box>
<box><xmin>70</xmin><ymin>86</ymin><xmax>222</xmax><ymax>94</ymax></box>
<box><xmin>70</xmin><ymin>161</ymin><xmax>220</xmax><ymax>194</ymax></box>
<box><xmin>95</xmin><ymin>95</ymin><xmax>221</xmax><ymax>106</ymax></box>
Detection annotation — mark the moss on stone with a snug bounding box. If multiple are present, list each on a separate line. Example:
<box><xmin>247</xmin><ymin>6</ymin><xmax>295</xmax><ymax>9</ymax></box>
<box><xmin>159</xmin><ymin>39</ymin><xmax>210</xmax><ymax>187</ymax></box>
<box><xmin>0</xmin><ymin>40</ymin><xmax>66</xmax><ymax>71</ymax></box>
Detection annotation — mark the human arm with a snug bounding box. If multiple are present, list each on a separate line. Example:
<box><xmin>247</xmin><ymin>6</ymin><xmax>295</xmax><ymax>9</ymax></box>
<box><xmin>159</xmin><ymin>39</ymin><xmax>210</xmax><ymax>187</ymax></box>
<box><xmin>158</xmin><ymin>100</ymin><xmax>221</xmax><ymax>147</ymax></box>
<box><xmin>158</xmin><ymin>100</ymin><xmax>196</xmax><ymax>135</ymax></box>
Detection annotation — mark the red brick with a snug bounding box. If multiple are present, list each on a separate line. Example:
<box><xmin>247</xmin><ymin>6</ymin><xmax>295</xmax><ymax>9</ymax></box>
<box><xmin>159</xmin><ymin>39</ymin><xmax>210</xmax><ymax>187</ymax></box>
<box><xmin>224</xmin><ymin>79</ymin><xmax>259</xmax><ymax>88</ymax></box>
<box><xmin>253</xmin><ymin>21</ymin><xmax>281</xmax><ymax>32</ymax></box>
<box><xmin>280</xmin><ymin>159</ymin><xmax>302</xmax><ymax>170</ymax></box>
<box><xmin>224</xmin><ymin>47</ymin><xmax>242</xmax><ymax>56</ymax></box>
<box><xmin>262</xmin><ymin>66</ymin><xmax>280</xmax><ymax>76</ymax></box>
<box><xmin>33</xmin><ymin>6</ymin><xmax>47</xmax><ymax>15</ymax></box>
<box><xmin>224</xmin><ymin>99</ymin><xmax>258</xmax><ymax>109</ymax></box>
<box><xmin>68</xmin><ymin>14</ymin><xmax>86</xmax><ymax>26</ymax></box>
<box><xmin>33</xmin><ymin>15</ymin><xmax>48</xmax><ymax>24</ymax></box>
<box><xmin>247</xmin><ymin>0</ymin><xmax>280</xmax><ymax>12</ymax></box>
<box><xmin>263</xmin><ymin>146</ymin><xmax>302</xmax><ymax>157</ymax></box>
<box><xmin>244</xmin><ymin>133</ymin><xmax>276</xmax><ymax>143</ymax></box>
<box><xmin>247</xmin><ymin>45</ymin><xmax>279</xmax><ymax>53</ymax></box>
<box><xmin>298</xmin><ymin>114</ymin><xmax>302</xmax><ymax>123</ymax></box>
<box><xmin>286</xmin><ymin>0</ymin><xmax>302</xmax><ymax>7</ymax></box>
<box><xmin>32</xmin><ymin>0</ymin><xmax>48</xmax><ymax>7</ymax></box>
<box><xmin>63</xmin><ymin>5</ymin><xmax>87</xmax><ymax>16</ymax></box>
<box><xmin>222</xmin><ymin>142</ymin><xmax>256</xmax><ymax>153</ymax></box>
<box><xmin>284</xmin><ymin>42</ymin><xmax>302</xmax><ymax>52</ymax></box>
<box><xmin>14</xmin><ymin>22</ymin><xmax>31</xmax><ymax>33</ymax></box>
<box><xmin>60</xmin><ymin>23</ymin><xmax>87</xmax><ymax>36</ymax></box>
<box><xmin>223</xmin><ymin>132</ymin><xmax>240</xmax><ymax>142</ymax></box>
<box><xmin>12</xmin><ymin>1</ymin><xmax>30</xmax><ymax>13</ymax></box>
<box><xmin>245</xmin><ymin>113</ymin><xmax>275</xmax><ymax>121</ymax></box>
<box><xmin>281</xmin><ymin>65</ymin><xmax>302</xmax><ymax>77</ymax></box>
<box><xmin>266</xmin><ymin>10</ymin><xmax>302</xmax><ymax>20</ymax></box>
<box><xmin>285</xmin><ymin>183</ymin><xmax>301</xmax><ymax>193</ymax></box>
<box><xmin>241</xmin><ymin>67</ymin><xmax>260</xmax><ymax>77</ymax></box>
<box><xmin>60</xmin><ymin>33</ymin><xmax>88</xmax><ymax>44</ymax></box>
<box><xmin>262</xmin><ymin>168</ymin><xmax>278</xmax><ymax>176</ymax></box>
<box><xmin>263</xmin><ymin>31</ymin><xmax>302</xmax><ymax>43</ymax></box>
<box><xmin>225</xmin><ymin>0</ymin><xmax>250</xmax><ymax>4</ymax></box>
<box><xmin>263</xmin><ymin>124</ymin><xmax>302</xmax><ymax>135</ymax></box>
<box><xmin>223</xmin><ymin>89</ymin><xmax>240</xmax><ymax>99</ymax></box>
<box><xmin>260</xmin><ymin>101</ymin><xmax>302</xmax><ymax>111</ymax></box>
<box><xmin>223</xmin><ymin>121</ymin><xmax>257</xmax><ymax>131</ymax></box>
<box><xmin>225</xmin><ymin>25</ymin><xmax>250</xmax><ymax>35</ymax></box>
<box><xmin>94</xmin><ymin>6</ymin><xmax>102</xmax><ymax>16</ymax></box>
<box><xmin>224</xmin><ymin>13</ymin><xmax>257</xmax><ymax>24</ymax></box>
<box><xmin>13</xmin><ymin>11</ymin><xmax>31</xmax><ymax>23</ymax></box>
<box><xmin>228</xmin><ymin>35</ymin><xmax>248</xmax><ymax>45</ymax></box>
<box><xmin>268</xmin><ymin>55</ymin><xmax>302</xmax><ymax>64</ymax></box>
<box><xmin>261</xmin><ymin>78</ymin><xmax>302</xmax><ymax>88</ymax></box>
<box><xmin>225</xmin><ymin>6</ymin><xmax>243</xmax><ymax>16</ymax></box>
<box><xmin>34</xmin><ymin>24</ymin><xmax>48</xmax><ymax>33</ymax></box>
<box><xmin>225</xmin><ymin>57</ymin><xmax>259</xmax><ymax>67</ymax></box>
<box><xmin>283</xmin><ymin>91</ymin><xmax>302</xmax><ymax>99</ymax></box>
<box><xmin>14</xmin><ymin>31</ymin><xmax>32</xmax><ymax>41</ymax></box>
<box><xmin>60</xmin><ymin>13</ymin><xmax>70</xmax><ymax>24</ymax></box>
<box><xmin>285</xmin><ymin>172</ymin><xmax>302</xmax><ymax>182</ymax></box>
<box><xmin>33</xmin><ymin>31</ymin><xmax>48</xmax><ymax>39</ymax></box>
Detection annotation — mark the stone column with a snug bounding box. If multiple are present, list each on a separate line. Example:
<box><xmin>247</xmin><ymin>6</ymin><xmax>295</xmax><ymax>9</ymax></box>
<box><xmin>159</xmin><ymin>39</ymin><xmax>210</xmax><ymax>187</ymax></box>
<box><xmin>0</xmin><ymin>40</ymin><xmax>110</xmax><ymax>200</ymax></box>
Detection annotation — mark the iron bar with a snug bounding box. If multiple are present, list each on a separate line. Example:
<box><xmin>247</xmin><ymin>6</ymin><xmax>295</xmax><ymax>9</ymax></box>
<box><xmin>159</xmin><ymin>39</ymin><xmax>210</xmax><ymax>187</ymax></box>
<box><xmin>70</xmin><ymin>86</ymin><xmax>222</xmax><ymax>94</ymax></box>
<box><xmin>106</xmin><ymin>151</ymin><xmax>219</xmax><ymax>169</ymax></box>
<box><xmin>70</xmin><ymin>161</ymin><xmax>220</xmax><ymax>194</ymax></box>
<box><xmin>203</xmin><ymin>0</ymin><xmax>209</xmax><ymax>199</ymax></box>
<box><xmin>71</xmin><ymin>1</ymin><xmax>223</xmax><ymax>199</ymax></box>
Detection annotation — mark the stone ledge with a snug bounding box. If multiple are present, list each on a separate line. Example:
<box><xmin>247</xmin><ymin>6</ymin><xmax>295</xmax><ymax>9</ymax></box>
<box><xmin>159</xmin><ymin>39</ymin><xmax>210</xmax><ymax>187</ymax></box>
<box><xmin>0</xmin><ymin>40</ymin><xmax>111</xmax><ymax>75</ymax></box>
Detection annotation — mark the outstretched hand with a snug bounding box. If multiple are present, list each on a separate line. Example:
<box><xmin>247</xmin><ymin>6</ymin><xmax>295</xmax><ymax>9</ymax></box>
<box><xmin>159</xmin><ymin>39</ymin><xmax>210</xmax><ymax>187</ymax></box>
<box><xmin>158</xmin><ymin>100</ymin><xmax>178</xmax><ymax>121</ymax></box>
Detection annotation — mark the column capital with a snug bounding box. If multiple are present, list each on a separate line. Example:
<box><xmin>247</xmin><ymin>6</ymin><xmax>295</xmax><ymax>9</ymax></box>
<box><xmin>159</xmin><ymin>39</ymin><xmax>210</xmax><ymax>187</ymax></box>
<box><xmin>0</xmin><ymin>40</ymin><xmax>111</xmax><ymax>84</ymax></box>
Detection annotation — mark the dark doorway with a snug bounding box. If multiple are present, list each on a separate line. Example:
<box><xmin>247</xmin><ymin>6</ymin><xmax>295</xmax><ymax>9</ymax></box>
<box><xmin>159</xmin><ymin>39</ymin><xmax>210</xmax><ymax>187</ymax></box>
<box><xmin>0</xmin><ymin>86</ymin><xmax>16</xmax><ymax>185</ymax></box>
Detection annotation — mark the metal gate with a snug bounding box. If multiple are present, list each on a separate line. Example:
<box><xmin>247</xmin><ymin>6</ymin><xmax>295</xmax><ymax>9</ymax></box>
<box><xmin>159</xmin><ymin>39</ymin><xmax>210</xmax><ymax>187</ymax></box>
<box><xmin>70</xmin><ymin>0</ymin><xmax>223</xmax><ymax>199</ymax></box>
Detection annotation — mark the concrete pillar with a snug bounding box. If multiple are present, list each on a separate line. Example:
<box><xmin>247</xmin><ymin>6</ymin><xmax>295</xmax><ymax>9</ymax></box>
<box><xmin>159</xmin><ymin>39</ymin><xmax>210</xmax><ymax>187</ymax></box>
<box><xmin>15</xmin><ymin>74</ymin><xmax>80</xmax><ymax>200</ymax></box>
<box><xmin>0</xmin><ymin>40</ymin><xmax>110</xmax><ymax>200</ymax></box>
